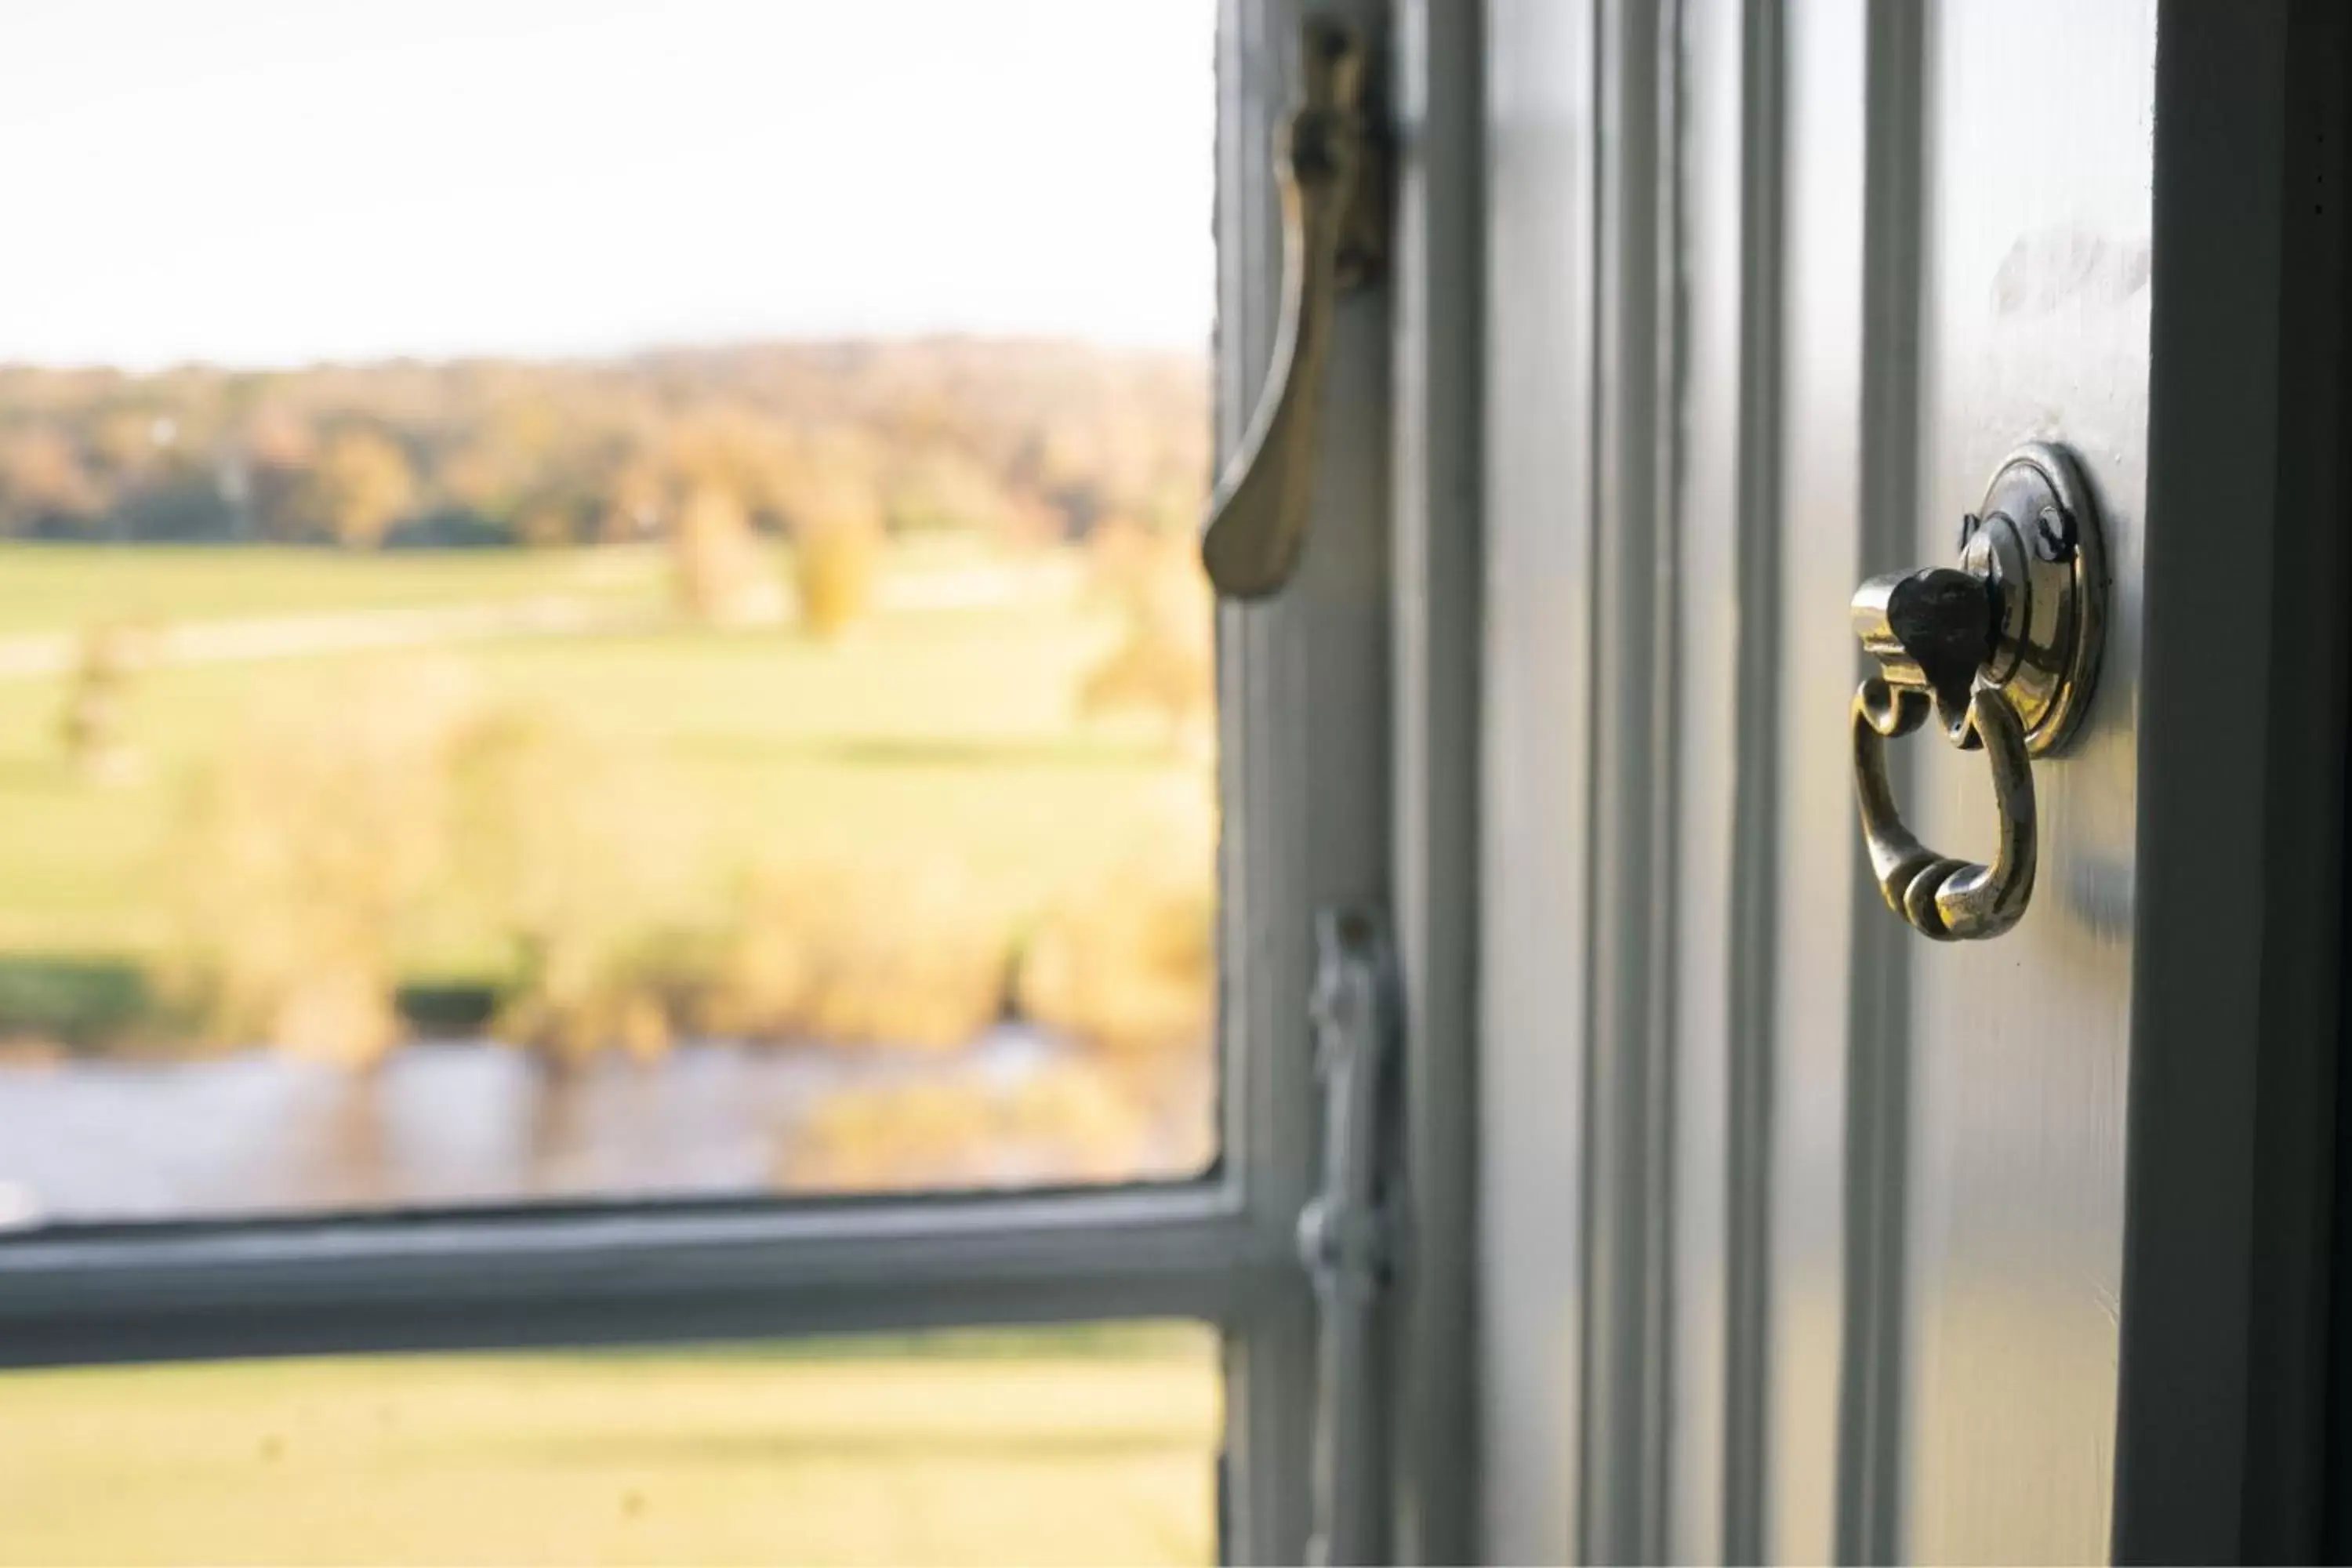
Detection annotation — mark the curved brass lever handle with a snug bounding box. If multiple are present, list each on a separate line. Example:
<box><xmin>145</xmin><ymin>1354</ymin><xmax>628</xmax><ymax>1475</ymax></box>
<box><xmin>1200</xmin><ymin>18</ymin><xmax>1382</xmax><ymax>601</ymax></box>
<box><xmin>1847</xmin><ymin>442</ymin><xmax>2107</xmax><ymax>942</ymax></box>
<box><xmin>1853</xmin><ymin>675</ymin><xmax>2036</xmax><ymax>940</ymax></box>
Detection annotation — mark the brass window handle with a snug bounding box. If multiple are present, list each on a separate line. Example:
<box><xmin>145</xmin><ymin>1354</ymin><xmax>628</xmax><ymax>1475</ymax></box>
<box><xmin>1853</xmin><ymin>673</ymin><xmax>2036</xmax><ymax>941</ymax></box>
<box><xmin>1200</xmin><ymin>18</ymin><xmax>1383</xmax><ymax>601</ymax></box>
<box><xmin>1848</xmin><ymin>443</ymin><xmax>2107</xmax><ymax>941</ymax></box>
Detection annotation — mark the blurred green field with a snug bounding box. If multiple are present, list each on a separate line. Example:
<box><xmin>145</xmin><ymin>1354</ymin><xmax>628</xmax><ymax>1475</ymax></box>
<box><xmin>0</xmin><ymin>542</ymin><xmax>672</xmax><ymax>640</ymax></box>
<box><xmin>0</xmin><ymin>1326</ymin><xmax>1221</xmax><ymax>1566</ymax></box>
<box><xmin>0</xmin><ymin>542</ymin><xmax>1204</xmax><ymax>1041</ymax></box>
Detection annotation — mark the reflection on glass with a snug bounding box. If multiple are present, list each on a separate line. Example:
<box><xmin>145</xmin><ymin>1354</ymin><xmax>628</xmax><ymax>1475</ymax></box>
<box><xmin>0</xmin><ymin>1</ymin><xmax>1217</xmax><ymax>1222</ymax></box>
<box><xmin>0</xmin><ymin>1324</ymin><xmax>1222</xmax><ymax>1566</ymax></box>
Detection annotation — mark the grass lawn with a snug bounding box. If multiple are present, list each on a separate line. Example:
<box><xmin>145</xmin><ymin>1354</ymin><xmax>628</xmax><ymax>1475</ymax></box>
<box><xmin>0</xmin><ymin>542</ymin><xmax>670</xmax><ymax>641</ymax></box>
<box><xmin>0</xmin><ymin>542</ymin><xmax>1206</xmax><ymax>1037</ymax></box>
<box><xmin>0</xmin><ymin>1325</ymin><xmax>1221</xmax><ymax>1566</ymax></box>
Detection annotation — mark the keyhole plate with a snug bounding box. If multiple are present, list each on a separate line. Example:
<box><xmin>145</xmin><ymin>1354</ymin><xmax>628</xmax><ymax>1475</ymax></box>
<box><xmin>1957</xmin><ymin>441</ymin><xmax>2107</xmax><ymax>756</ymax></box>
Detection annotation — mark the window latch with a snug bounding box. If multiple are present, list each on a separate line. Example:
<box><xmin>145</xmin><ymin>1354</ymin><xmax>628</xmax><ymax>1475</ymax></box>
<box><xmin>1298</xmin><ymin>904</ymin><xmax>1399</xmax><ymax>1566</ymax></box>
<box><xmin>1849</xmin><ymin>442</ymin><xmax>2107</xmax><ymax>941</ymax></box>
<box><xmin>1201</xmin><ymin>16</ymin><xmax>1386</xmax><ymax>601</ymax></box>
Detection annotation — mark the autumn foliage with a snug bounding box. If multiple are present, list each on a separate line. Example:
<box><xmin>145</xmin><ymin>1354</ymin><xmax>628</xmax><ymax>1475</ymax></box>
<box><xmin>0</xmin><ymin>341</ymin><xmax>1210</xmax><ymax>557</ymax></box>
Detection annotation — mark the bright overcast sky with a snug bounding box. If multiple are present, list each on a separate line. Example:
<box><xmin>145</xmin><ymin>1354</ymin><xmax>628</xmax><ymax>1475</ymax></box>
<box><xmin>0</xmin><ymin>0</ymin><xmax>1214</xmax><ymax>368</ymax></box>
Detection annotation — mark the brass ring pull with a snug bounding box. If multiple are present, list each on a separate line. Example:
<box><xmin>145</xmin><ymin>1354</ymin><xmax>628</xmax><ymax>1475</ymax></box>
<box><xmin>1852</xmin><ymin>675</ymin><xmax>2036</xmax><ymax>941</ymax></box>
<box><xmin>1200</xmin><ymin>18</ymin><xmax>1384</xmax><ymax>601</ymax></box>
<box><xmin>1847</xmin><ymin>442</ymin><xmax>2107</xmax><ymax>943</ymax></box>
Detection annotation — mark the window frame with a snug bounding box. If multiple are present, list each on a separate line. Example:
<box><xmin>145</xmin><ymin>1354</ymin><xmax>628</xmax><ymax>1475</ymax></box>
<box><xmin>0</xmin><ymin>2</ymin><xmax>1414</xmax><ymax>1563</ymax></box>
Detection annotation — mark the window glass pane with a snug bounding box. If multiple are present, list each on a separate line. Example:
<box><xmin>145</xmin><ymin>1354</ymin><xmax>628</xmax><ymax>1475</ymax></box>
<box><xmin>0</xmin><ymin>0</ymin><xmax>1218</xmax><ymax>1223</ymax></box>
<box><xmin>0</xmin><ymin>1323</ymin><xmax>1221</xmax><ymax>1566</ymax></box>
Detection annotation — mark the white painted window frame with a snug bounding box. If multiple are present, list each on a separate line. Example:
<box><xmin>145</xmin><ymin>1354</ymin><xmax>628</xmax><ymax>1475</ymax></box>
<box><xmin>0</xmin><ymin>3</ymin><xmax>1481</xmax><ymax>1564</ymax></box>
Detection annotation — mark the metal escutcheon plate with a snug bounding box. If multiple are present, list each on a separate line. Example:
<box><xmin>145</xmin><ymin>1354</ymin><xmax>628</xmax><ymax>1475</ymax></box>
<box><xmin>1958</xmin><ymin>441</ymin><xmax>2107</xmax><ymax>757</ymax></box>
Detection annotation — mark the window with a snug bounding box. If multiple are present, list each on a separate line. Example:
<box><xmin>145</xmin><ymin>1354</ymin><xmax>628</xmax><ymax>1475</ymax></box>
<box><xmin>0</xmin><ymin>0</ymin><xmax>1219</xmax><ymax>1221</ymax></box>
<box><xmin>0</xmin><ymin>2</ymin><xmax>1401</xmax><ymax>1563</ymax></box>
<box><xmin>2</xmin><ymin>1325</ymin><xmax>1223</xmax><ymax>1566</ymax></box>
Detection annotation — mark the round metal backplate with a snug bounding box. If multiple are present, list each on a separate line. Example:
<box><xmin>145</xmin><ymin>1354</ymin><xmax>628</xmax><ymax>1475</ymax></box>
<box><xmin>1957</xmin><ymin>441</ymin><xmax>2107</xmax><ymax>757</ymax></box>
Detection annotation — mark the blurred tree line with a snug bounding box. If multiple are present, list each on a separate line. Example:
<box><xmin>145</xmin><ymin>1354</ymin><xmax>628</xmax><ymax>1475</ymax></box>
<box><xmin>0</xmin><ymin>339</ymin><xmax>1210</xmax><ymax>553</ymax></box>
